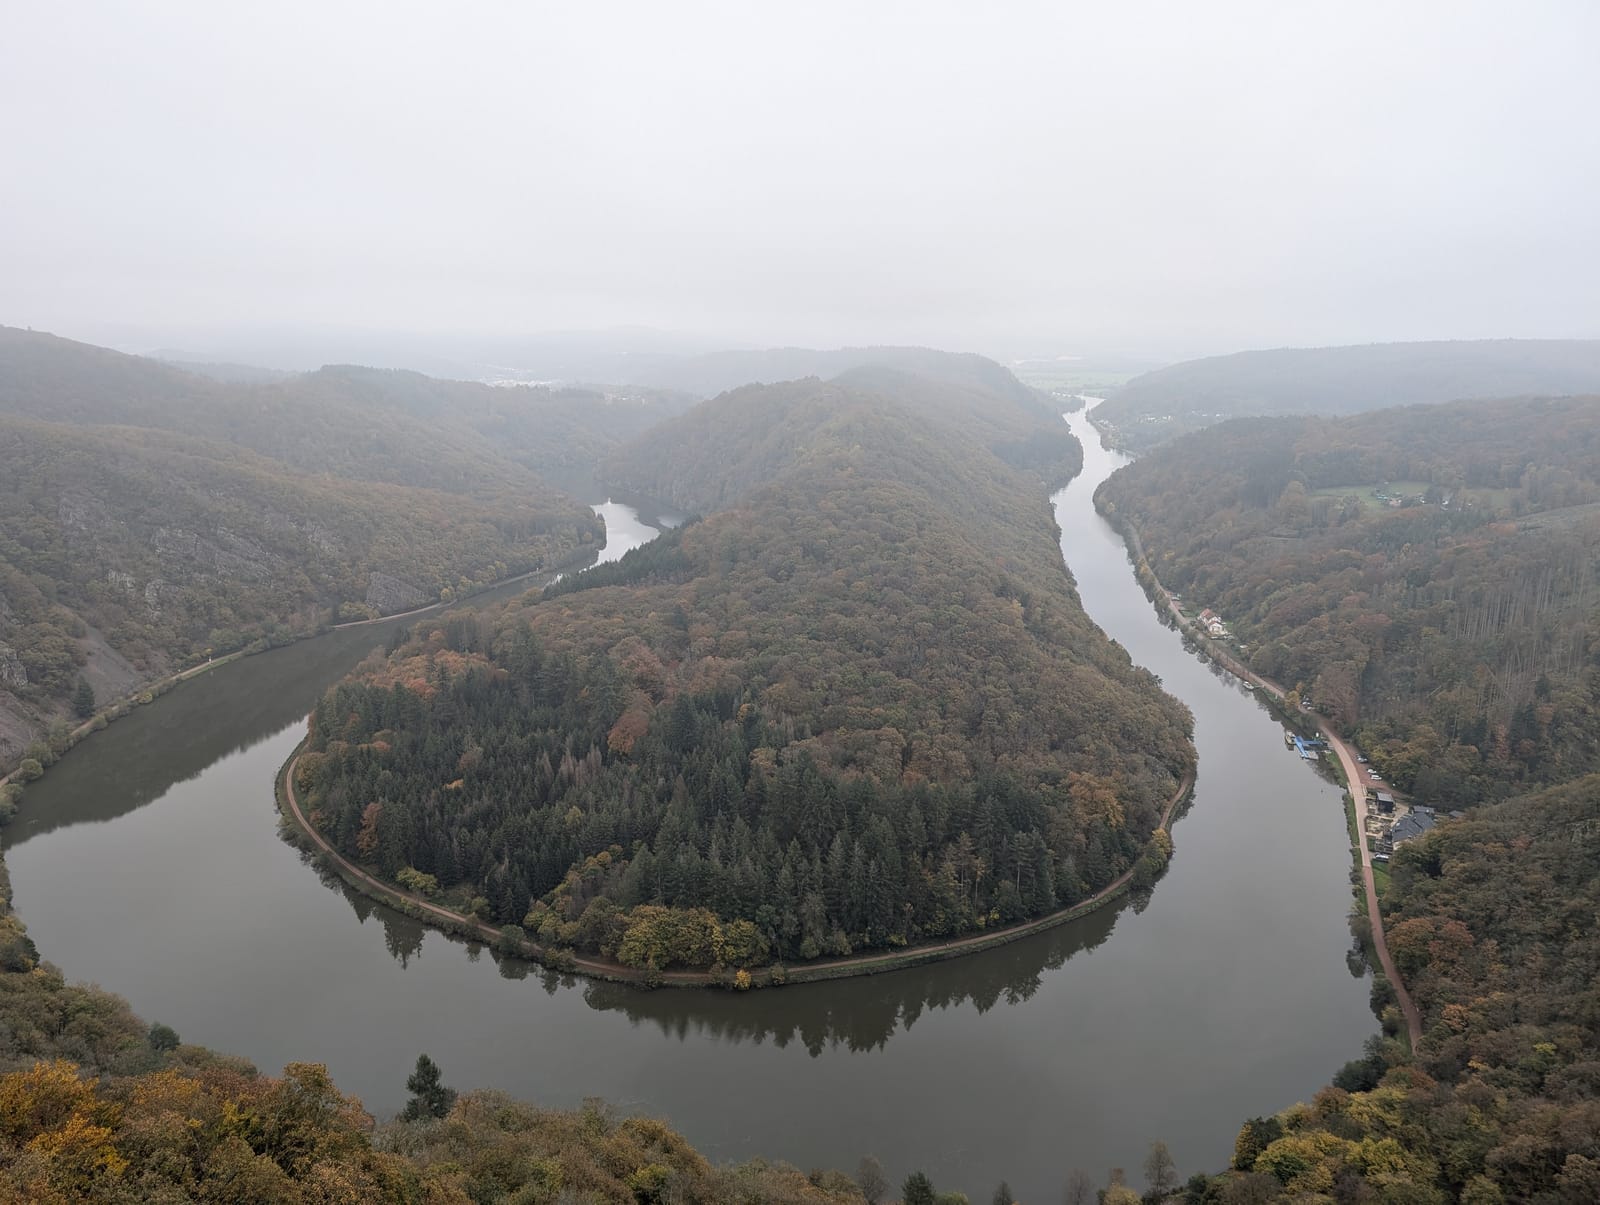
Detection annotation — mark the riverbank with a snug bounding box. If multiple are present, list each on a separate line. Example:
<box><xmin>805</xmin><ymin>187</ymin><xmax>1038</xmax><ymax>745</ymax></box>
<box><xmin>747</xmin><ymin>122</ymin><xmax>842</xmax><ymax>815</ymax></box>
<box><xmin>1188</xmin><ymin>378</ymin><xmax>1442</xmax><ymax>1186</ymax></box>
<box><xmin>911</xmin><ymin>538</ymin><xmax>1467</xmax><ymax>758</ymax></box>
<box><xmin>0</xmin><ymin>549</ymin><xmax>605</xmax><ymax>801</ymax></box>
<box><xmin>1093</xmin><ymin>497</ymin><xmax>1423</xmax><ymax>1048</ymax></box>
<box><xmin>278</xmin><ymin>738</ymin><xmax>1195</xmax><ymax>989</ymax></box>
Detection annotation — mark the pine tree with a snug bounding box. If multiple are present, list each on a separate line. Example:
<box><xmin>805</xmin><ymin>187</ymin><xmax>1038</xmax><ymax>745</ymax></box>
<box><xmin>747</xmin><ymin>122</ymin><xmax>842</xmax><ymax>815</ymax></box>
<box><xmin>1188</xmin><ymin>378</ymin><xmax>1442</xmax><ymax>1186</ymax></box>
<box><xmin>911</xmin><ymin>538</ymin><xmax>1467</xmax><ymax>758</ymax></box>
<box><xmin>72</xmin><ymin>678</ymin><xmax>96</xmax><ymax>720</ymax></box>
<box><xmin>401</xmin><ymin>1053</ymin><xmax>457</xmax><ymax>1121</ymax></box>
<box><xmin>902</xmin><ymin>1171</ymin><xmax>937</xmax><ymax>1205</ymax></box>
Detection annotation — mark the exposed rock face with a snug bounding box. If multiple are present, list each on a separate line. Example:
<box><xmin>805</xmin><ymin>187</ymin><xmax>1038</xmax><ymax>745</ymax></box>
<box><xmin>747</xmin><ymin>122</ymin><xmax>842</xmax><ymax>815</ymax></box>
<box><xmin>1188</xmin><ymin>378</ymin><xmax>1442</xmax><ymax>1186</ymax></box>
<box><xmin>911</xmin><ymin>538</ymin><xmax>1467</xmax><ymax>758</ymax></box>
<box><xmin>0</xmin><ymin>644</ymin><xmax>26</xmax><ymax>689</ymax></box>
<box><xmin>151</xmin><ymin>526</ymin><xmax>271</xmax><ymax>582</ymax></box>
<box><xmin>365</xmin><ymin>572</ymin><xmax>428</xmax><ymax>615</ymax></box>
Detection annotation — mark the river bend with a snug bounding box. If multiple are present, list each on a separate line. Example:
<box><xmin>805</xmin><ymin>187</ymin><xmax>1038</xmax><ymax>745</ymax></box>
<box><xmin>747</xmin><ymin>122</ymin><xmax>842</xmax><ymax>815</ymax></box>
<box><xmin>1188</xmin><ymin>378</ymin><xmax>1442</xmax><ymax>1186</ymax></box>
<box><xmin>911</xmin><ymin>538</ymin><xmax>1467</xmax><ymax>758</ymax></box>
<box><xmin>7</xmin><ymin>435</ymin><xmax>1372</xmax><ymax>1200</ymax></box>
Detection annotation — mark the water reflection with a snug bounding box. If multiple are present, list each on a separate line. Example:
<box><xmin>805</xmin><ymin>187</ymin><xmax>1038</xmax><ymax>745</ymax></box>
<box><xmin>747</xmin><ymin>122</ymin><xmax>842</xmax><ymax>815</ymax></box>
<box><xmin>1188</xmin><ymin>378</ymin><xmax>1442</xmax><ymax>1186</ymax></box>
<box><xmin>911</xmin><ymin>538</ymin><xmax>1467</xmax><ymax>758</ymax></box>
<box><xmin>306</xmin><ymin>820</ymin><xmax>1144</xmax><ymax>1057</ymax></box>
<box><xmin>576</xmin><ymin>899</ymin><xmax>1127</xmax><ymax>1056</ymax></box>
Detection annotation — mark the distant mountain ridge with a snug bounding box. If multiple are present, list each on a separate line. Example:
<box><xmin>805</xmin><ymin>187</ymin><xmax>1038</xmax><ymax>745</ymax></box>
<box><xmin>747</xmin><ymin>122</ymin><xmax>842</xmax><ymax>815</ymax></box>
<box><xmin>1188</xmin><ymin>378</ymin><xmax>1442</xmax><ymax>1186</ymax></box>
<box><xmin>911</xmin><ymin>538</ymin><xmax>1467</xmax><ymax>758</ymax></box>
<box><xmin>603</xmin><ymin>344</ymin><xmax>1048</xmax><ymax>405</ymax></box>
<box><xmin>1095</xmin><ymin>338</ymin><xmax>1600</xmax><ymax>451</ymax></box>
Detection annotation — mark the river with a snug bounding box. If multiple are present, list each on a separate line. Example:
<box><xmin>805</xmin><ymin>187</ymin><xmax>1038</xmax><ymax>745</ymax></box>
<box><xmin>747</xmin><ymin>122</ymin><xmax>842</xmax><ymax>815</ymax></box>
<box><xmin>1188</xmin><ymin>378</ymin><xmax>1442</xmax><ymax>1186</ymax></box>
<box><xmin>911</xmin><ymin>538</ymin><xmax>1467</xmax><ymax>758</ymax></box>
<box><xmin>5</xmin><ymin>428</ymin><xmax>1373</xmax><ymax>1200</ymax></box>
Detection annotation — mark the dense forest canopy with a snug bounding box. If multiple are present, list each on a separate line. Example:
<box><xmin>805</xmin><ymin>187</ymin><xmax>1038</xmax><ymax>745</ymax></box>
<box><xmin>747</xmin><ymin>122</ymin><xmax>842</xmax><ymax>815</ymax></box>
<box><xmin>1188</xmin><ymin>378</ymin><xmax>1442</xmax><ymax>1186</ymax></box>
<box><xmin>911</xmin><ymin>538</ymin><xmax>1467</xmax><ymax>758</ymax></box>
<box><xmin>300</xmin><ymin>365</ymin><xmax>1191</xmax><ymax>971</ymax></box>
<box><xmin>1098</xmin><ymin>396</ymin><xmax>1600</xmax><ymax>807</ymax></box>
<box><xmin>1095</xmin><ymin>340</ymin><xmax>1600</xmax><ymax>452</ymax></box>
<box><xmin>0</xmin><ymin>326</ymin><xmax>681</xmax><ymax>767</ymax></box>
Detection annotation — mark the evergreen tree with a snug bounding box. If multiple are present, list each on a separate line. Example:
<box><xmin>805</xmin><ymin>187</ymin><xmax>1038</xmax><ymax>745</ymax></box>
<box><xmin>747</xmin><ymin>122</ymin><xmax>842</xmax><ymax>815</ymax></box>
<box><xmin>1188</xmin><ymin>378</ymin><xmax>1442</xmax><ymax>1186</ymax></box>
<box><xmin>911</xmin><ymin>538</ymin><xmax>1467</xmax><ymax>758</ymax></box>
<box><xmin>401</xmin><ymin>1053</ymin><xmax>457</xmax><ymax>1121</ymax></box>
<box><xmin>72</xmin><ymin>677</ymin><xmax>96</xmax><ymax>719</ymax></box>
<box><xmin>902</xmin><ymin>1171</ymin><xmax>937</xmax><ymax>1205</ymax></box>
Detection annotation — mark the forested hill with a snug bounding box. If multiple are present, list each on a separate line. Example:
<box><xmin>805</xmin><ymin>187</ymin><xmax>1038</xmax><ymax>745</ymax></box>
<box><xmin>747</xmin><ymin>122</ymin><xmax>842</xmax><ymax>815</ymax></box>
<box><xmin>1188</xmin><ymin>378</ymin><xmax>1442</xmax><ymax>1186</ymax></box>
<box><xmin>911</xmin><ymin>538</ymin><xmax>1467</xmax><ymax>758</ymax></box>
<box><xmin>602</xmin><ymin>343</ymin><xmax>1049</xmax><ymax>407</ymax></box>
<box><xmin>0</xmin><ymin>326</ymin><xmax>685</xmax><ymax>489</ymax></box>
<box><xmin>299</xmin><ymin>372</ymin><xmax>1192</xmax><ymax>973</ymax></box>
<box><xmin>604</xmin><ymin>364</ymin><xmax>1082</xmax><ymax>515</ymax></box>
<box><xmin>1094</xmin><ymin>339</ymin><xmax>1600</xmax><ymax>452</ymax></box>
<box><xmin>1098</xmin><ymin>395</ymin><xmax>1600</xmax><ymax>807</ymax></box>
<box><xmin>0</xmin><ymin>327</ymin><xmax>678</xmax><ymax>769</ymax></box>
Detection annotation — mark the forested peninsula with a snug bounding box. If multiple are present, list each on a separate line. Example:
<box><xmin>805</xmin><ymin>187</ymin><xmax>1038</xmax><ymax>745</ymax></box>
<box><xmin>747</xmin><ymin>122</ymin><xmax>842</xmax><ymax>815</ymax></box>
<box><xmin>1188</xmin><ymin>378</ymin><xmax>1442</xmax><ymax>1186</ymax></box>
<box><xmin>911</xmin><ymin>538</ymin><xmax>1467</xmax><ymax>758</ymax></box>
<box><xmin>0</xmin><ymin>327</ymin><xmax>681</xmax><ymax>768</ymax></box>
<box><xmin>295</xmin><ymin>364</ymin><xmax>1193</xmax><ymax>975</ymax></box>
<box><xmin>1096</xmin><ymin>395</ymin><xmax>1600</xmax><ymax>1200</ymax></box>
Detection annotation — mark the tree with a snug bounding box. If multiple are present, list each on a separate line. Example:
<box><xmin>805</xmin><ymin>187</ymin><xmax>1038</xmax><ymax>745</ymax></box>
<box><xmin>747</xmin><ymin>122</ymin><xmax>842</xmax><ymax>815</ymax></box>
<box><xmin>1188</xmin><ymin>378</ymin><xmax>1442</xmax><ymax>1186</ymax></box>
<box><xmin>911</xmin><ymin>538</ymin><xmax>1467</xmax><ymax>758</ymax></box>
<box><xmin>903</xmin><ymin>1170</ymin><xmax>937</xmax><ymax>1205</ymax></box>
<box><xmin>1232</xmin><ymin>1117</ymin><xmax>1282</xmax><ymax>1171</ymax></box>
<box><xmin>72</xmin><ymin>678</ymin><xmax>95</xmax><ymax>719</ymax></box>
<box><xmin>1063</xmin><ymin>1167</ymin><xmax>1094</xmax><ymax>1205</ymax></box>
<box><xmin>148</xmin><ymin>1022</ymin><xmax>180</xmax><ymax>1052</ymax></box>
<box><xmin>857</xmin><ymin>1155</ymin><xmax>888</xmax><ymax>1204</ymax></box>
<box><xmin>1144</xmin><ymin>1140</ymin><xmax>1178</xmax><ymax>1199</ymax></box>
<box><xmin>991</xmin><ymin>1181</ymin><xmax>1016</xmax><ymax>1205</ymax></box>
<box><xmin>401</xmin><ymin>1053</ymin><xmax>456</xmax><ymax>1121</ymax></box>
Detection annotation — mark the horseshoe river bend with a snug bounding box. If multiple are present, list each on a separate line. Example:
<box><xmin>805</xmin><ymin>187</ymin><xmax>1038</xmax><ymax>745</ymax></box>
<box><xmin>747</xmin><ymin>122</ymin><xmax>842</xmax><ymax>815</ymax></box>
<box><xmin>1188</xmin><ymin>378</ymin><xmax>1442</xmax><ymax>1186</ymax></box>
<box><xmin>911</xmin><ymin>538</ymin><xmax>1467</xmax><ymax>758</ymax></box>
<box><xmin>5</xmin><ymin>411</ymin><xmax>1373</xmax><ymax>1200</ymax></box>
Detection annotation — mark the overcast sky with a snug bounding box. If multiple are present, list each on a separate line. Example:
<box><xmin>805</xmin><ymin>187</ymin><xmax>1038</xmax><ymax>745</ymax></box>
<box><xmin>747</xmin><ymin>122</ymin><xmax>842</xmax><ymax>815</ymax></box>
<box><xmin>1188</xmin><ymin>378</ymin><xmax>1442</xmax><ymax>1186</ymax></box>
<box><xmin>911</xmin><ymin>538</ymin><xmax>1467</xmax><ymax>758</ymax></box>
<box><xmin>3</xmin><ymin>2</ymin><xmax>1597</xmax><ymax>362</ymax></box>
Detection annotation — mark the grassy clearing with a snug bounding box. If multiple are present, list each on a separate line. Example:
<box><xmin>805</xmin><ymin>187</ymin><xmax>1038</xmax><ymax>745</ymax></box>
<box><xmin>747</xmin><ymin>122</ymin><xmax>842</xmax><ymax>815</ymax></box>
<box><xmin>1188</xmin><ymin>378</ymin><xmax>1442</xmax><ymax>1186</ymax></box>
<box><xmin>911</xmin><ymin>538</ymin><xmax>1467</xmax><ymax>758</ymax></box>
<box><xmin>1372</xmin><ymin>861</ymin><xmax>1392</xmax><ymax>897</ymax></box>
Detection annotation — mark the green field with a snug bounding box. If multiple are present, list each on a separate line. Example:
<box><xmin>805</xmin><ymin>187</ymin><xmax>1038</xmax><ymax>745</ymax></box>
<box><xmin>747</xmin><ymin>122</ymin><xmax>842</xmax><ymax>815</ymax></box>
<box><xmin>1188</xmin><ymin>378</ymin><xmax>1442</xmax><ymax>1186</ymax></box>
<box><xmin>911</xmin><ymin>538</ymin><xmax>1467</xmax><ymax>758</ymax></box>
<box><xmin>1309</xmin><ymin>480</ymin><xmax>1517</xmax><ymax>517</ymax></box>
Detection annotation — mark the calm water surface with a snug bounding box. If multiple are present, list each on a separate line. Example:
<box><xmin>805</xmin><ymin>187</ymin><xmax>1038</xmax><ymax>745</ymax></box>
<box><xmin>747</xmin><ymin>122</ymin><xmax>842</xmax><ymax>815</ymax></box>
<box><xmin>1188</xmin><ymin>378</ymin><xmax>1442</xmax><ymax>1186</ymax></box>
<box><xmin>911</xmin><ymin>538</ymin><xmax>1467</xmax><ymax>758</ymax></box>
<box><xmin>7</xmin><ymin>435</ymin><xmax>1372</xmax><ymax>1199</ymax></box>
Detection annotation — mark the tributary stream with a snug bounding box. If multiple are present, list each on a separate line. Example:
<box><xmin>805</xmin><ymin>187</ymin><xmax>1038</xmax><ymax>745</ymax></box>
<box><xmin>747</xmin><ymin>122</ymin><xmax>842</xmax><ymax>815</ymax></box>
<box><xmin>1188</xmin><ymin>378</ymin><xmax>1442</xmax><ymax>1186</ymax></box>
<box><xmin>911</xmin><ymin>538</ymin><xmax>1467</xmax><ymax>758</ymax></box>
<box><xmin>7</xmin><ymin>417</ymin><xmax>1373</xmax><ymax>1199</ymax></box>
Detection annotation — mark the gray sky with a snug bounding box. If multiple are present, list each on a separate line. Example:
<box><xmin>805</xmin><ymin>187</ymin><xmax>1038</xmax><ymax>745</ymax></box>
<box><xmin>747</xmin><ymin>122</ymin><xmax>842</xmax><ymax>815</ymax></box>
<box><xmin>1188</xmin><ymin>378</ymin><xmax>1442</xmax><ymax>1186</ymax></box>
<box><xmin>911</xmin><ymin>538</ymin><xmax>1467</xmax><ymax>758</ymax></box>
<box><xmin>3</xmin><ymin>2</ymin><xmax>1597</xmax><ymax>362</ymax></box>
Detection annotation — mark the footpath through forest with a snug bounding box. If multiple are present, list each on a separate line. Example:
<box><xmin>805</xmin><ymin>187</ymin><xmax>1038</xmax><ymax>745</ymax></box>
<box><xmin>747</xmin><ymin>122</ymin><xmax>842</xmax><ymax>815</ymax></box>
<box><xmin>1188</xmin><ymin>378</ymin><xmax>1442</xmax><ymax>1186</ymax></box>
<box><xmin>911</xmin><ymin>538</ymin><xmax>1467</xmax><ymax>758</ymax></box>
<box><xmin>1124</xmin><ymin>525</ymin><xmax>1425</xmax><ymax>1048</ymax></box>
<box><xmin>281</xmin><ymin>746</ymin><xmax>1193</xmax><ymax>988</ymax></box>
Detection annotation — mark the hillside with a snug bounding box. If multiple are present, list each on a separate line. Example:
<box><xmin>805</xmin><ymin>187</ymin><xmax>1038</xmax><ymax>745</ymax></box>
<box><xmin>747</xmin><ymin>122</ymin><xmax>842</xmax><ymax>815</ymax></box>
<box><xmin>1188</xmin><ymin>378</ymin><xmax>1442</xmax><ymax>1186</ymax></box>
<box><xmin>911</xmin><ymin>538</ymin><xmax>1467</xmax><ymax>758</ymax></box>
<box><xmin>0</xmin><ymin>327</ymin><xmax>687</xmax><ymax>767</ymax></box>
<box><xmin>604</xmin><ymin>344</ymin><xmax>1051</xmax><ymax>407</ymax></box>
<box><xmin>1098</xmin><ymin>395</ymin><xmax>1600</xmax><ymax>807</ymax></box>
<box><xmin>604</xmin><ymin>365</ymin><xmax>1082</xmax><ymax>514</ymax></box>
<box><xmin>1094</xmin><ymin>340</ymin><xmax>1600</xmax><ymax>452</ymax></box>
<box><xmin>0</xmin><ymin>327</ymin><xmax>684</xmax><ymax>492</ymax></box>
<box><xmin>296</xmin><ymin>369</ymin><xmax>1192</xmax><ymax>972</ymax></box>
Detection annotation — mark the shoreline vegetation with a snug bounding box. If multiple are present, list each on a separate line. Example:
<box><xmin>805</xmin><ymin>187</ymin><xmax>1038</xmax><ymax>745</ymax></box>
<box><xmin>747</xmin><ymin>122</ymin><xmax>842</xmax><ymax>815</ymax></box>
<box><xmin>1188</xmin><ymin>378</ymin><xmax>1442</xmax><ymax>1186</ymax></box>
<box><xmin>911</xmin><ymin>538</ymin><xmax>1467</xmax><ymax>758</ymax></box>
<box><xmin>0</xmin><ymin>550</ymin><xmax>603</xmax><ymax>811</ymax></box>
<box><xmin>1091</xmin><ymin>452</ymin><xmax>1424</xmax><ymax>1047</ymax></box>
<box><xmin>278</xmin><ymin>738</ymin><xmax>1194</xmax><ymax>988</ymax></box>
